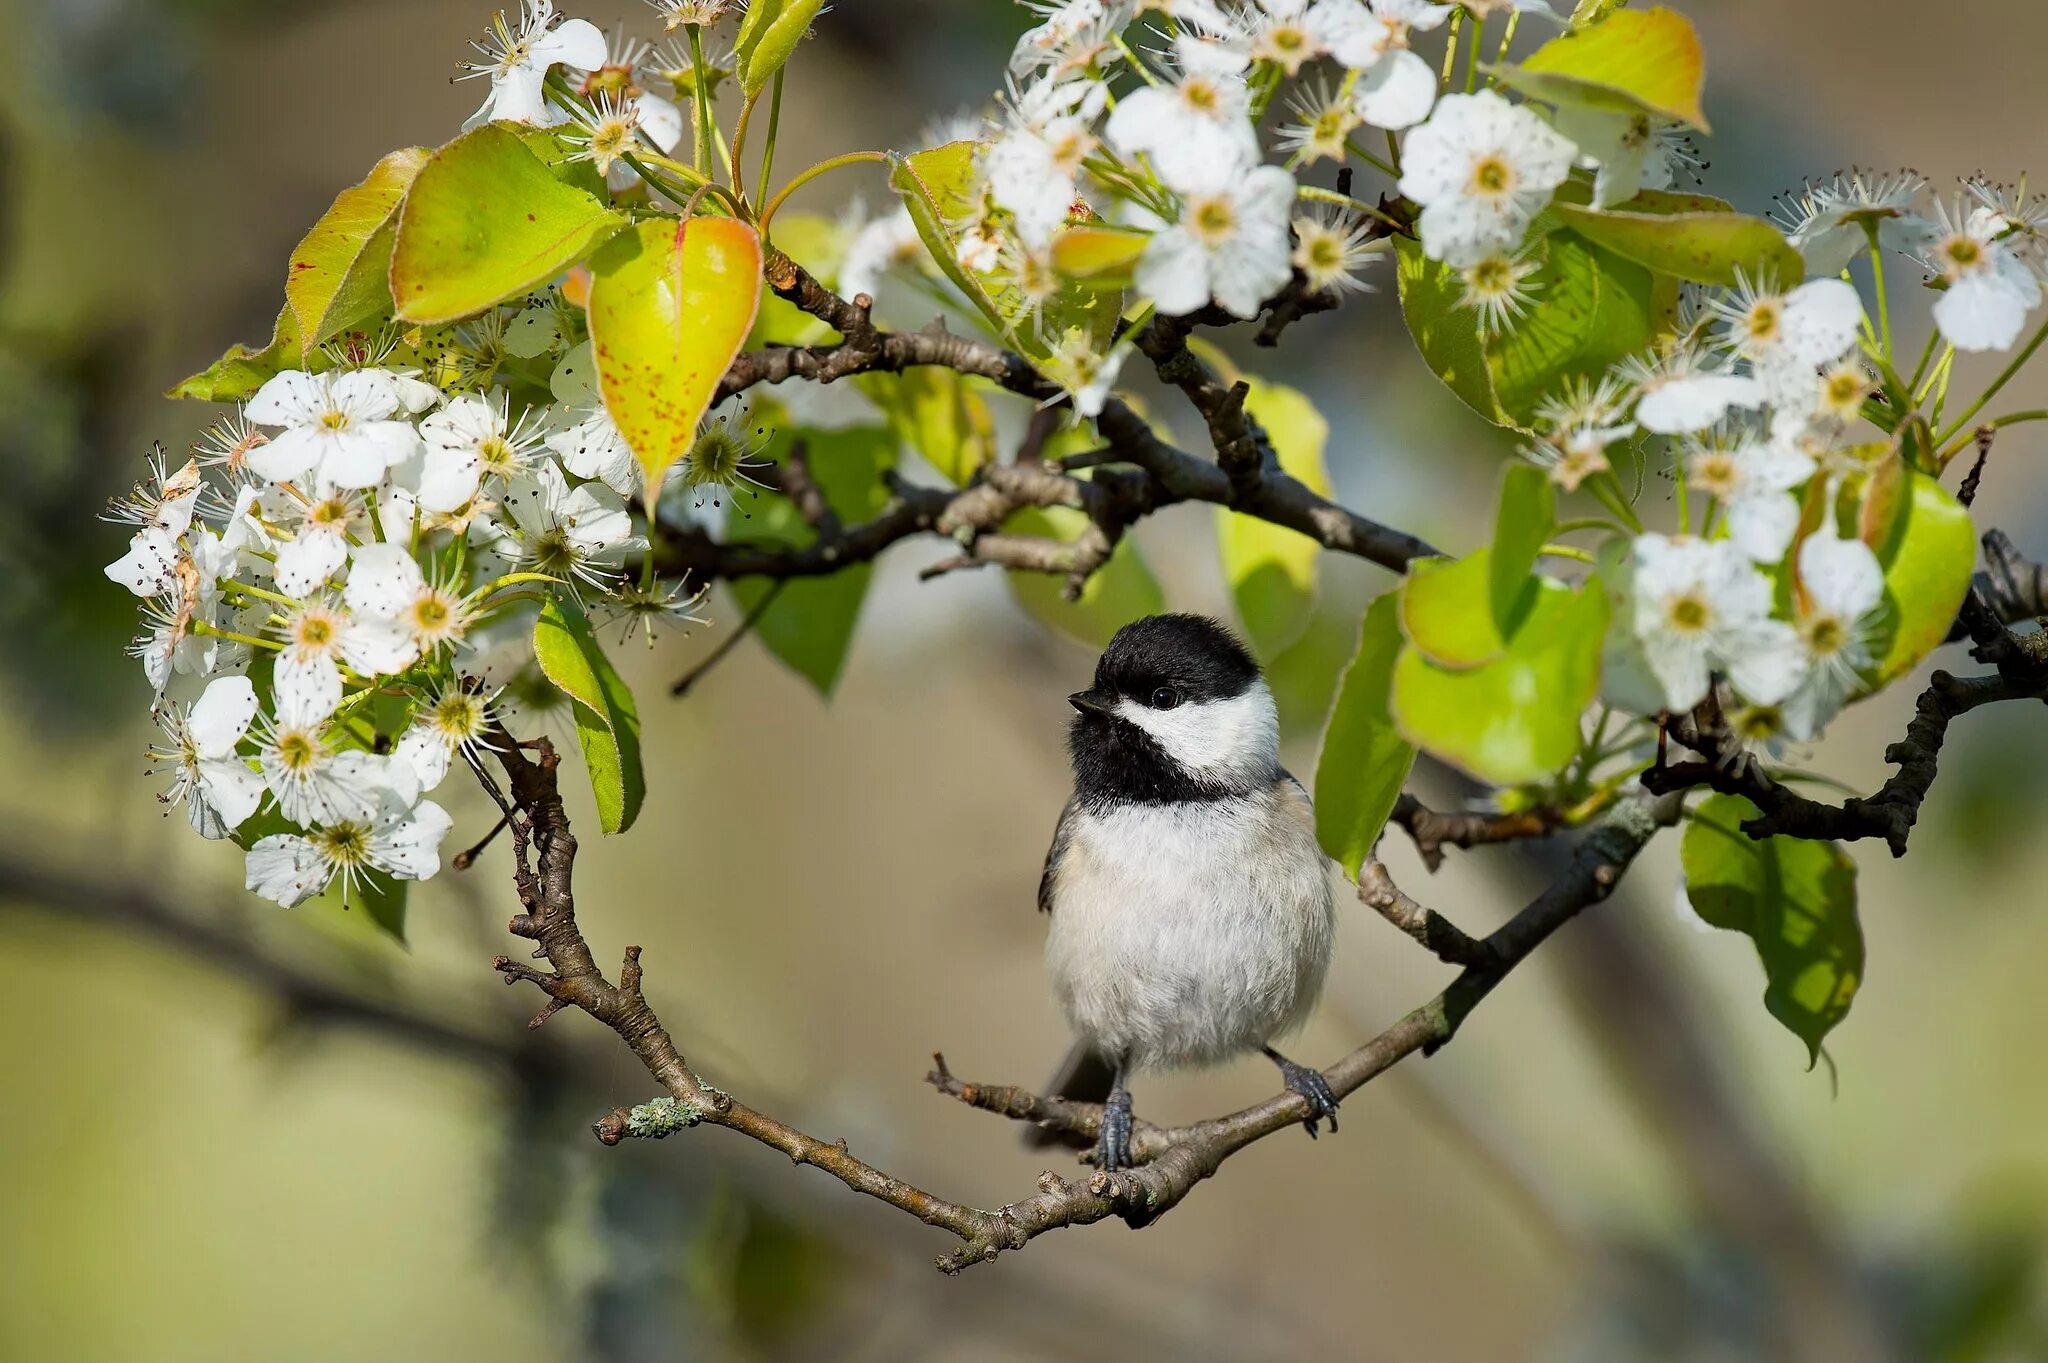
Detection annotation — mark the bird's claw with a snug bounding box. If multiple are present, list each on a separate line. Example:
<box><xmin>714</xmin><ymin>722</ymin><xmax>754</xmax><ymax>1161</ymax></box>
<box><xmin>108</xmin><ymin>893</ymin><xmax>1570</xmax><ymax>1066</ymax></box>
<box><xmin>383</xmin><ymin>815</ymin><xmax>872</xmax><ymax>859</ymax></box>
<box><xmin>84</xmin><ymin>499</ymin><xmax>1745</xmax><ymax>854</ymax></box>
<box><xmin>1095</xmin><ymin>1086</ymin><xmax>1134</xmax><ymax>1172</ymax></box>
<box><xmin>1273</xmin><ymin>1057</ymin><xmax>1340</xmax><ymax>1139</ymax></box>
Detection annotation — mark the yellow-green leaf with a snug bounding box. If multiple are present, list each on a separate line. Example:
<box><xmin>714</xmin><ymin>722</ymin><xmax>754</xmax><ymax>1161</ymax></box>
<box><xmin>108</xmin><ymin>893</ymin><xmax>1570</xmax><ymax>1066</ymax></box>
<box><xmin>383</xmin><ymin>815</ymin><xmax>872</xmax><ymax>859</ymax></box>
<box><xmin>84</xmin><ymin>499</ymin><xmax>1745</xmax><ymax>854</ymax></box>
<box><xmin>1215</xmin><ymin>378</ymin><xmax>1332</xmax><ymax>658</ymax></box>
<box><xmin>587</xmin><ymin>216</ymin><xmax>764</xmax><ymax>501</ymax></box>
<box><xmin>287</xmin><ymin>147</ymin><xmax>432</xmax><ymax>355</ymax></box>
<box><xmin>1490</xmin><ymin>463</ymin><xmax>1555</xmax><ymax>635</ymax></box>
<box><xmin>532</xmin><ymin>598</ymin><xmax>645</xmax><ymax>835</ymax></box>
<box><xmin>390</xmin><ymin>123</ymin><xmax>624</xmax><ymax>326</ymax></box>
<box><xmin>1866</xmin><ymin>470</ymin><xmax>1977</xmax><ymax>685</ymax></box>
<box><xmin>1683</xmin><ymin>794</ymin><xmax>1862</xmax><ymax>1066</ymax></box>
<box><xmin>1553</xmin><ymin>200</ymin><xmax>1804</xmax><ymax>290</ymax></box>
<box><xmin>1500</xmin><ymin>6</ymin><xmax>1709</xmax><ymax>130</ymax></box>
<box><xmin>1396</xmin><ymin>230</ymin><xmax>1658</xmax><ymax>432</ymax></box>
<box><xmin>1392</xmin><ymin>577</ymin><xmax>1609</xmax><ymax>785</ymax></box>
<box><xmin>1400</xmin><ymin>552</ymin><xmax>1507</xmax><ymax>669</ymax></box>
<box><xmin>1053</xmin><ymin>225</ymin><xmax>1150</xmax><ymax>288</ymax></box>
<box><xmin>1314</xmin><ymin>592</ymin><xmax>1418</xmax><ymax>878</ymax></box>
<box><xmin>889</xmin><ymin>142</ymin><xmax>1007</xmax><ymax>335</ymax></box>
<box><xmin>856</xmin><ymin>367</ymin><xmax>995</xmax><ymax>487</ymax></box>
<box><xmin>735</xmin><ymin>0</ymin><xmax>824</xmax><ymax>95</ymax></box>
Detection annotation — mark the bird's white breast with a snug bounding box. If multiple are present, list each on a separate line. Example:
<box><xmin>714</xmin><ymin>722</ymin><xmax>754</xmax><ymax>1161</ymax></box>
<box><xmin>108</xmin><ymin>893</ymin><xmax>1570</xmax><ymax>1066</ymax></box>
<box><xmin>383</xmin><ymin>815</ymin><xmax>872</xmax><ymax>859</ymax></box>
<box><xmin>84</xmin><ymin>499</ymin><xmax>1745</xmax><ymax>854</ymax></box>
<box><xmin>1043</xmin><ymin>781</ymin><xmax>1336</xmax><ymax>1072</ymax></box>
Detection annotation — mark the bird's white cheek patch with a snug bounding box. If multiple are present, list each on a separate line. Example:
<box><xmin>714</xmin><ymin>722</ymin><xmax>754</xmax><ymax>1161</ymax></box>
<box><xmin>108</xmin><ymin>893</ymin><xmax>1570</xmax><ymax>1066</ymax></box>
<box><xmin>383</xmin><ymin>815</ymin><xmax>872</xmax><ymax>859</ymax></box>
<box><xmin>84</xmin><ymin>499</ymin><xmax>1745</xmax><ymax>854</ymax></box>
<box><xmin>1114</xmin><ymin>682</ymin><xmax>1278</xmax><ymax>782</ymax></box>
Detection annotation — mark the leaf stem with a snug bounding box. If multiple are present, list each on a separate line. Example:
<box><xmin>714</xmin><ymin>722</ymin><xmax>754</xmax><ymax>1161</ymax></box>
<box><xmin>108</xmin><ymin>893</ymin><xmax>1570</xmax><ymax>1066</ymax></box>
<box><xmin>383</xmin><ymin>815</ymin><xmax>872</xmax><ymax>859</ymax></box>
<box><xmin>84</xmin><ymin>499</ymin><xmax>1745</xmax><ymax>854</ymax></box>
<box><xmin>1342</xmin><ymin>136</ymin><xmax>1399</xmax><ymax>179</ymax></box>
<box><xmin>757</xmin><ymin>69</ymin><xmax>785</xmax><ymax>232</ymax></box>
<box><xmin>191</xmin><ymin>620</ymin><xmax>281</xmax><ymax>651</ymax></box>
<box><xmin>758</xmin><ymin>151</ymin><xmax>891</xmax><ymax>234</ymax></box>
<box><xmin>1864</xmin><ymin>221</ymin><xmax>1892</xmax><ymax>363</ymax></box>
<box><xmin>687</xmin><ymin>24</ymin><xmax>716</xmax><ymax>175</ymax></box>
<box><xmin>1936</xmin><ymin>313</ymin><xmax>2048</xmax><ymax>444</ymax></box>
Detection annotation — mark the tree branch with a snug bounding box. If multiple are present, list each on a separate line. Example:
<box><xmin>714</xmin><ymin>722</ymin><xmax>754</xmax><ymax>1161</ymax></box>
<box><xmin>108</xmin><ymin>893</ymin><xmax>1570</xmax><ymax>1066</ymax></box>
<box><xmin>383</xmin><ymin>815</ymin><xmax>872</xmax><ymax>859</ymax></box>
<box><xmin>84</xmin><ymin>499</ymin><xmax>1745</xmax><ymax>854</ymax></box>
<box><xmin>1645</xmin><ymin>669</ymin><xmax>2041</xmax><ymax>854</ymax></box>
<box><xmin>662</xmin><ymin>260</ymin><xmax>1439</xmax><ymax>591</ymax></box>
<box><xmin>1391</xmin><ymin>793</ymin><xmax>1564</xmax><ymax>871</ymax></box>
<box><xmin>478</xmin><ymin>713</ymin><xmax>1677</xmax><ymax>1276</ymax></box>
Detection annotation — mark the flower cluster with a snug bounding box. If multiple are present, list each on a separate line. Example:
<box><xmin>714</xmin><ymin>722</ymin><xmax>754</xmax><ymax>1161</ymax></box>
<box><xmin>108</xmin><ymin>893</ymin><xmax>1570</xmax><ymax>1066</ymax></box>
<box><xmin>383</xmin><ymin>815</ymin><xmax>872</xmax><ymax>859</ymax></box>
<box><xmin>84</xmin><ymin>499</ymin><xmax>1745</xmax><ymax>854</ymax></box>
<box><xmin>1508</xmin><ymin>267</ymin><xmax>1886</xmax><ymax>745</ymax></box>
<box><xmin>1780</xmin><ymin>170</ymin><xmax>2048</xmax><ymax>353</ymax></box>
<box><xmin>105</xmin><ymin>304</ymin><xmax>751</xmax><ymax>907</ymax></box>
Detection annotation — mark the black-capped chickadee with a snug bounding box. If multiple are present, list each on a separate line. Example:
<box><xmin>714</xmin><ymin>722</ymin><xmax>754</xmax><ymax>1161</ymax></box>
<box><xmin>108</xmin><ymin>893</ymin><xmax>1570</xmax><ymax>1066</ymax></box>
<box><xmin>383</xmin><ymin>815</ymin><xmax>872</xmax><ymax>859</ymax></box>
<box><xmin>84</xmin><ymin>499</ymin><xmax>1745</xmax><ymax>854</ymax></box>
<box><xmin>1036</xmin><ymin>614</ymin><xmax>1339</xmax><ymax>1172</ymax></box>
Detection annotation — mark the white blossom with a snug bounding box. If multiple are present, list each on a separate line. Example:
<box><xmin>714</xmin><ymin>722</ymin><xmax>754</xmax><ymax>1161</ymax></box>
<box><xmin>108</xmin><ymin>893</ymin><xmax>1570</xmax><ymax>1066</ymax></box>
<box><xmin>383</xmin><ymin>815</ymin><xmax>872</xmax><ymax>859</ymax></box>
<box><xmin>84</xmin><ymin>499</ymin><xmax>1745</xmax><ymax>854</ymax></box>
<box><xmin>1327</xmin><ymin>0</ymin><xmax>1454</xmax><ymax>131</ymax></box>
<box><xmin>459</xmin><ymin>0</ymin><xmax>607</xmax><ymax>129</ymax></box>
<box><xmin>1711</xmin><ymin>276</ymin><xmax>1864</xmax><ymax>404</ymax></box>
<box><xmin>245</xmin><ymin>791</ymin><xmax>453</xmax><ymax>908</ymax></box>
<box><xmin>1136</xmin><ymin>164</ymin><xmax>1296</xmax><ymax>318</ymax></box>
<box><xmin>1631</xmin><ymin>534</ymin><xmax>1798</xmax><ymax>712</ymax></box>
<box><xmin>1398</xmin><ymin>91</ymin><xmax>1576</xmax><ymax>266</ymax></box>
<box><xmin>246</xmin><ymin>370</ymin><xmax>422</xmax><ymax>491</ymax></box>
<box><xmin>1684</xmin><ymin>436</ymin><xmax>1813</xmax><ymax>563</ymax></box>
<box><xmin>149</xmin><ymin>676</ymin><xmax>265</xmax><ymax>839</ymax></box>
<box><xmin>1103</xmin><ymin>60</ymin><xmax>1259</xmax><ymax>194</ymax></box>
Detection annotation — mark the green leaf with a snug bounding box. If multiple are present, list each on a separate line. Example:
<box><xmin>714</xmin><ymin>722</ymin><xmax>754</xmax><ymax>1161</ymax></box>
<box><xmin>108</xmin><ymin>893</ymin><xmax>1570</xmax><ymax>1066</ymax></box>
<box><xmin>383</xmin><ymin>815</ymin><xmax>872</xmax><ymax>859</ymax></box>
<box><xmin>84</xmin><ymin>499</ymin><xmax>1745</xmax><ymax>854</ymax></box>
<box><xmin>728</xmin><ymin>426</ymin><xmax>896</xmax><ymax>695</ymax></box>
<box><xmin>1400</xmin><ymin>551</ymin><xmax>1507</xmax><ymax>669</ymax></box>
<box><xmin>888</xmin><ymin>142</ymin><xmax>1122</xmax><ymax>360</ymax></box>
<box><xmin>168</xmin><ymin>305</ymin><xmax>303</xmax><ymax>401</ymax></box>
<box><xmin>1491</xmin><ymin>463</ymin><xmax>1555</xmax><ymax>636</ymax></box>
<box><xmin>735</xmin><ymin>0</ymin><xmax>825</xmax><ymax>95</ymax></box>
<box><xmin>1682</xmin><ymin>794</ymin><xmax>1863</xmax><ymax>1065</ymax></box>
<box><xmin>390</xmin><ymin>123</ymin><xmax>625</xmax><ymax>326</ymax></box>
<box><xmin>1392</xmin><ymin>577</ymin><xmax>1609</xmax><ymax>785</ymax></box>
<box><xmin>587</xmin><ymin>216</ymin><xmax>764</xmax><ymax>500</ymax></box>
<box><xmin>1053</xmin><ymin>225</ymin><xmax>1149</xmax><ymax>288</ymax></box>
<box><xmin>1497</xmin><ymin>6</ymin><xmax>1710</xmax><ymax>130</ymax></box>
<box><xmin>1396</xmin><ymin>230</ymin><xmax>1657</xmax><ymax>431</ymax></box>
<box><xmin>856</xmin><ymin>366</ymin><xmax>995</xmax><ymax>487</ymax></box>
<box><xmin>1315</xmin><ymin>592</ymin><xmax>1419</xmax><ymax>878</ymax></box>
<box><xmin>1866</xmin><ymin>469</ymin><xmax>1978</xmax><ymax>685</ymax></box>
<box><xmin>1008</xmin><ymin>506</ymin><xmax>1167</xmax><ymax>648</ymax></box>
<box><xmin>286</xmin><ymin>147</ymin><xmax>432</xmax><ymax>356</ymax></box>
<box><xmin>1215</xmin><ymin>378</ymin><xmax>1332</xmax><ymax>658</ymax></box>
<box><xmin>1553</xmin><ymin>200</ymin><xmax>1804</xmax><ymax>290</ymax></box>
<box><xmin>532</xmin><ymin>598</ymin><xmax>645</xmax><ymax>834</ymax></box>
<box><xmin>889</xmin><ymin>142</ymin><xmax>1008</xmax><ymax>336</ymax></box>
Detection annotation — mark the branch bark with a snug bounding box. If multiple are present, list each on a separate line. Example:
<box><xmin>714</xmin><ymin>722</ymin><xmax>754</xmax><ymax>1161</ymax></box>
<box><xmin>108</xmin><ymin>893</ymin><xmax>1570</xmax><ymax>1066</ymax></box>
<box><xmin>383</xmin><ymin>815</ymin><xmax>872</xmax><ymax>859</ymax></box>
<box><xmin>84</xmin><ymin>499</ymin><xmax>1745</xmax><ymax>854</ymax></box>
<box><xmin>478</xmin><ymin>721</ymin><xmax>1677</xmax><ymax>1274</ymax></box>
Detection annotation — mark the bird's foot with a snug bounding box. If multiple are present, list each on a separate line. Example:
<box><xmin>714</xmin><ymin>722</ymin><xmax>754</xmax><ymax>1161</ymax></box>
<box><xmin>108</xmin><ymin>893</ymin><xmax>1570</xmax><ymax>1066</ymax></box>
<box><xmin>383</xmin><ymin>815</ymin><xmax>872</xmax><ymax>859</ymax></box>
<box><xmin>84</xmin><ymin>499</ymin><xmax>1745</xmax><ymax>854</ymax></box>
<box><xmin>1264</xmin><ymin>1047</ymin><xmax>1340</xmax><ymax>1139</ymax></box>
<box><xmin>1095</xmin><ymin>1085</ymin><xmax>1134</xmax><ymax>1172</ymax></box>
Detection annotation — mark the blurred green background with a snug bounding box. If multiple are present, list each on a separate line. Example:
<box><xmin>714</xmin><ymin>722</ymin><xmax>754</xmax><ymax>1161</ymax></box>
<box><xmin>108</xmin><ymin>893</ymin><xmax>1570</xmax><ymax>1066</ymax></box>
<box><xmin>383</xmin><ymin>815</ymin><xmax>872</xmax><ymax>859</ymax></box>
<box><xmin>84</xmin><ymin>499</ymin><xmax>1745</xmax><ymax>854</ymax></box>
<box><xmin>4</xmin><ymin>1</ymin><xmax>2047</xmax><ymax>1359</ymax></box>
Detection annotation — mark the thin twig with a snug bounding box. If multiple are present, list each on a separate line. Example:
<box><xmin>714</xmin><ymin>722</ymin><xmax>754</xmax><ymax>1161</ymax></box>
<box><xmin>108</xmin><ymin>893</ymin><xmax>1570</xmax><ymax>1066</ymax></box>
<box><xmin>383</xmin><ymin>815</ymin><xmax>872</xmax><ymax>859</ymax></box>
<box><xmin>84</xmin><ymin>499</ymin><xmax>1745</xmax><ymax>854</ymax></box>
<box><xmin>672</xmin><ymin>581</ymin><xmax>788</xmax><ymax>696</ymax></box>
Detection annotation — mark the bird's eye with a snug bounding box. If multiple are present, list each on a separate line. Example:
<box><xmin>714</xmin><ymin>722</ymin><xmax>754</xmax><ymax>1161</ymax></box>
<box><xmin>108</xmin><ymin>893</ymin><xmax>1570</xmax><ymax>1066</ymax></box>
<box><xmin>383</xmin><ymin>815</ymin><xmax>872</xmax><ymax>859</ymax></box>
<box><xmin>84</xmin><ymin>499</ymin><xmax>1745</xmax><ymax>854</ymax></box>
<box><xmin>1148</xmin><ymin>686</ymin><xmax>1182</xmax><ymax>710</ymax></box>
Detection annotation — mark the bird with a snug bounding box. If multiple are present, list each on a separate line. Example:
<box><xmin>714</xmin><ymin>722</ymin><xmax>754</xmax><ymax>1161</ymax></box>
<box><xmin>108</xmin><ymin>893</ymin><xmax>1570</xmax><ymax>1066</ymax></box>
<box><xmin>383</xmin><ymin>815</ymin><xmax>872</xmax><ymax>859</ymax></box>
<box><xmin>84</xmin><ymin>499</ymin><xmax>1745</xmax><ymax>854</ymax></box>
<box><xmin>1035</xmin><ymin>613</ymin><xmax>1339</xmax><ymax>1173</ymax></box>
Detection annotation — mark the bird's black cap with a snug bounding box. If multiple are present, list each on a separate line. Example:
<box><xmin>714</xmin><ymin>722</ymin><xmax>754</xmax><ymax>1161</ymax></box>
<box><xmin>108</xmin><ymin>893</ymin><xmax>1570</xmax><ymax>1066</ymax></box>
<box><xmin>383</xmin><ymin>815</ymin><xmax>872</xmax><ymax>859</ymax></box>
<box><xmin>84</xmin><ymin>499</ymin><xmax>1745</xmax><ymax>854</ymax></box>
<box><xmin>1089</xmin><ymin>613</ymin><xmax>1259</xmax><ymax>705</ymax></box>
<box><xmin>1067</xmin><ymin>615</ymin><xmax>1265</xmax><ymax>807</ymax></box>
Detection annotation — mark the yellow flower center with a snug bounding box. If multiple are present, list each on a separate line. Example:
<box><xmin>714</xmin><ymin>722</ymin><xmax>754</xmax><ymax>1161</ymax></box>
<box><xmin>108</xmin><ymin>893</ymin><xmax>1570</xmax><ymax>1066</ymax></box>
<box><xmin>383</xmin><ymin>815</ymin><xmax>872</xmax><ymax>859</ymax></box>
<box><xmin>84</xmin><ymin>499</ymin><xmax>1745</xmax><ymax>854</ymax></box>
<box><xmin>1470</xmin><ymin>155</ymin><xmax>1514</xmax><ymax>197</ymax></box>
<box><xmin>319</xmin><ymin>408</ymin><xmax>353</xmax><ymax>433</ymax></box>
<box><xmin>1667</xmin><ymin>594</ymin><xmax>1711</xmax><ymax>632</ymax></box>
<box><xmin>1804</xmin><ymin>613</ymin><xmax>1846</xmax><ymax>656</ymax></box>
<box><xmin>1190</xmin><ymin>195</ymin><xmax>1237</xmax><ymax>245</ymax></box>
<box><xmin>276</xmin><ymin>731</ymin><xmax>319</xmax><ymax>772</ymax></box>
<box><xmin>314</xmin><ymin>820</ymin><xmax>371</xmax><ymax>866</ymax></box>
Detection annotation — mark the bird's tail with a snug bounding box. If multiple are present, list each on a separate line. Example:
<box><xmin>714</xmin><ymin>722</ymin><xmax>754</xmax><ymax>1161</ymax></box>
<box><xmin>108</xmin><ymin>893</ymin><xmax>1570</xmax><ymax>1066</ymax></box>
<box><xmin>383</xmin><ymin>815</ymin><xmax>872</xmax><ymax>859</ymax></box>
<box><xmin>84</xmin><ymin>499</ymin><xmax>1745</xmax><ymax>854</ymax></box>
<box><xmin>1022</xmin><ymin>1042</ymin><xmax>1116</xmax><ymax>1150</ymax></box>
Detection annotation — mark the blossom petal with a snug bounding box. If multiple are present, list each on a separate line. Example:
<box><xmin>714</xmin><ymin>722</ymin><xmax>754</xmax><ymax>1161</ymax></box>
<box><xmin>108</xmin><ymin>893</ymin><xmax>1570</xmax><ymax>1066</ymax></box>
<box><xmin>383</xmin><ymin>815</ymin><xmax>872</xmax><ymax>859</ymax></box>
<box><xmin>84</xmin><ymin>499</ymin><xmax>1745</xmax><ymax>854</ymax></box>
<box><xmin>246</xmin><ymin>835</ymin><xmax>330</xmax><ymax>907</ymax></box>
<box><xmin>273</xmin><ymin>530</ymin><xmax>350</xmax><ymax>597</ymax></box>
<box><xmin>378</xmin><ymin>800</ymin><xmax>455</xmax><ymax>880</ymax></box>
<box><xmin>1355</xmin><ymin>49</ymin><xmax>1437</xmax><ymax>131</ymax></box>
<box><xmin>189</xmin><ymin>675</ymin><xmax>260</xmax><ymax>756</ymax></box>
<box><xmin>344</xmin><ymin>542</ymin><xmax>427</xmax><ymax>618</ymax></box>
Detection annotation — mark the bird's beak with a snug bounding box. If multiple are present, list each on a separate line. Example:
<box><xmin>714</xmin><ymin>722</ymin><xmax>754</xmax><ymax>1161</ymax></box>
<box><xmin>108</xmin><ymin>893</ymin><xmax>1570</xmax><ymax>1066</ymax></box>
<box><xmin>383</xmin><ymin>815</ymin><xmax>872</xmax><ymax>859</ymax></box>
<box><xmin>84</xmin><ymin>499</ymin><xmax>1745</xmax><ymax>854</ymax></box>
<box><xmin>1068</xmin><ymin>690</ymin><xmax>1114</xmax><ymax>716</ymax></box>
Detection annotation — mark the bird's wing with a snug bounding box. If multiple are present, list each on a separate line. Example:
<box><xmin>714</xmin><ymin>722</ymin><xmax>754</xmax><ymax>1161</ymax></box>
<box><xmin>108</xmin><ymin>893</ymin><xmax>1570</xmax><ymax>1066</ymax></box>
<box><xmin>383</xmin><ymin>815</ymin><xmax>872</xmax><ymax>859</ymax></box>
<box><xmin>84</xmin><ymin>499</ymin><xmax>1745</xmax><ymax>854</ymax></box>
<box><xmin>1037</xmin><ymin>795</ymin><xmax>1079</xmax><ymax>915</ymax></box>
